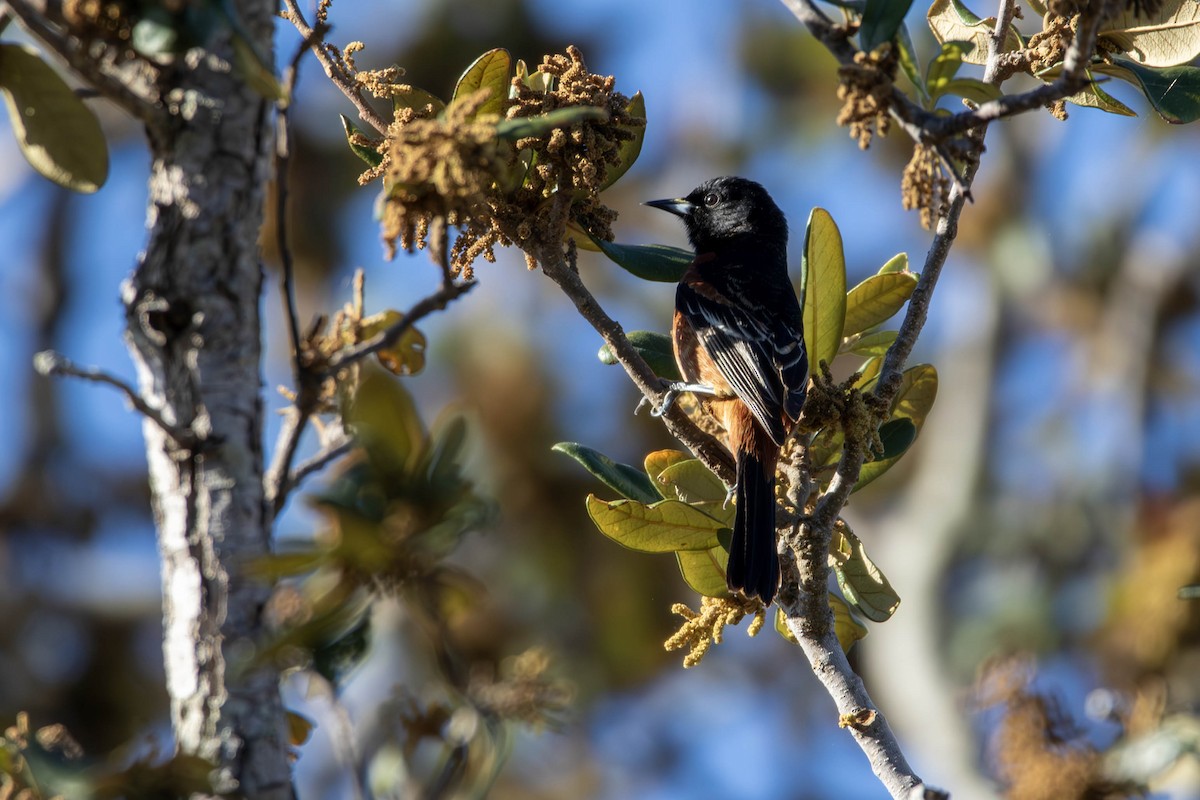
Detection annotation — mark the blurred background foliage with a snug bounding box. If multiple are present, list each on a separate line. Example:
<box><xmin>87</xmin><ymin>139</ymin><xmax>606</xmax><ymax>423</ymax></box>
<box><xmin>1</xmin><ymin>0</ymin><xmax>1198</xmax><ymax>797</ymax></box>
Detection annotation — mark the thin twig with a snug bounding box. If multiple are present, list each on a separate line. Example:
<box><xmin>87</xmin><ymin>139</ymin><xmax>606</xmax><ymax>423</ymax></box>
<box><xmin>276</xmin><ymin>26</ymin><xmax>322</xmax><ymax>383</ymax></box>
<box><xmin>322</xmin><ymin>276</ymin><xmax>475</xmax><ymax>375</ymax></box>
<box><xmin>779</xmin><ymin>0</ymin><xmax>1102</xmax><ymax>154</ymax></box>
<box><xmin>33</xmin><ymin>350</ymin><xmax>196</xmax><ymax>447</ymax></box>
<box><xmin>265</xmin><ymin>406</ymin><xmax>310</xmax><ymax>516</ymax></box>
<box><xmin>280</xmin><ymin>0</ymin><xmax>390</xmax><ymax>135</ymax></box>
<box><xmin>3</xmin><ymin>0</ymin><xmax>162</xmax><ymax>125</ymax></box>
<box><xmin>287</xmin><ymin>433</ymin><xmax>354</xmax><ymax>493</ymax></box>
<box><xmin>536</xmin><ymin>243</ymin><xmax>736</xmax><ymax>485</ymax></box>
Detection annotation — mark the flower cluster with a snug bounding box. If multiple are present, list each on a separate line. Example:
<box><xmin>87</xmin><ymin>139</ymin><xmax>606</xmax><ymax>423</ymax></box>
<box><xmin>836</xmin><ymin>43</ymin><xmax>897</xmax><ymax>149</ymax></box>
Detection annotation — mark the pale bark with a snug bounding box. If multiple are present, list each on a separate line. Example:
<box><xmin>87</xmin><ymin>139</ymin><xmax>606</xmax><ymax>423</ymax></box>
<box><xmin>112</xmin><ymin>4</ymin><xmax>291</xmax><ymax>796</ymax></box>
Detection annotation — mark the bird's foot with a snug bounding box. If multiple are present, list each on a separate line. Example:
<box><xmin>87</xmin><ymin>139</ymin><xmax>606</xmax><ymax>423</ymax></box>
<box><xmin>637</xmin><ymin>381</ymin><xmax>716</xmax><ymax>417</ymax></box>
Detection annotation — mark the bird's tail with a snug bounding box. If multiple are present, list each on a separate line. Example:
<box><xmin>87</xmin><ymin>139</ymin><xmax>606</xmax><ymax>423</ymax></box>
<box><xmin>727</xmin><ymin>448</ymin><xmax>779</xmax><ymax>604</ymax></box>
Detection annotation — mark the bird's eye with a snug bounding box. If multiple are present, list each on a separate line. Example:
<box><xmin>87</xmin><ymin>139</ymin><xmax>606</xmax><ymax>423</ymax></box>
<box><xmin>703</xmin><ymin>192</ymin><xmax>720</xmax><ymax>207</ymax></box>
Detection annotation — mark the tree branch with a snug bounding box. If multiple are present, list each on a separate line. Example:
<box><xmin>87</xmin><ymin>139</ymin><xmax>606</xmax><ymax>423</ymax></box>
<box><xmin>280</xmin><ymin>0</ymin><xmax>390</xmax><ymax>135</ymax></box>
<box><xmin>766</xmin><ymin>0</ymin><xmax>1115</xmax><ymax>796</ymax></box>
<box><xmin>536</xmin><ymin>242</ymin><xmax>736</xmax><ymax>485</ymax></box>
<box><xmin>33</xmin><ymin>350</ymin><xmax>197</xmax><ymax>448</ymax></box>
<box><xmin>2</xmin><ymin>0</ymin><xmax>162</xmax><ymax>125</ymax></box>
<box><xmin>778</xmin><ymin>0</ymin><xmax>1106</xmax><ymax>150</ymax></box>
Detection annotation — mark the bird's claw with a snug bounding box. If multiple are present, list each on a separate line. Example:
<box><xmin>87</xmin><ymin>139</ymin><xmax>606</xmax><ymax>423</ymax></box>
<box><xmin>637</xmin><ymin>381</ymin><xmax>717</xmax><ymax>417</ymax></box>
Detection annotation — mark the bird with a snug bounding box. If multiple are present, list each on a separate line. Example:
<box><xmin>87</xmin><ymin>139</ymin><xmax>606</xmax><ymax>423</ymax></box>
<box><xmin>645</xmin><ymin>176</ymin><xmax>808</xmax><ymax>604</ymax></box>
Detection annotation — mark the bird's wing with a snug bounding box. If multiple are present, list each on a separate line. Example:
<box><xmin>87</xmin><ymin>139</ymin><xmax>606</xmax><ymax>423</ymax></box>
<box><xmin>677</xmin><ymin>278</ymin><xmax>799</xmax><ymax>445</ymax></box>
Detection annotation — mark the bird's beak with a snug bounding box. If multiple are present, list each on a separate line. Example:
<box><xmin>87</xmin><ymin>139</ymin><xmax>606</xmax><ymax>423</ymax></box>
<box><xmin>643</xmin><ymin>197</ymin><xmax>694</xmax><ymax>218</ymax></box>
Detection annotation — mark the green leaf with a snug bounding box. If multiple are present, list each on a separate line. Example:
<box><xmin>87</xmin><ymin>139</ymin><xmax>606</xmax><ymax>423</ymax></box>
<box><xmin>599</xmin><ymin>91</ymin><xmax>646</xmax><ymax>191</ymax></box>
<box><xmin>1100</xmin><ymin>58</ymin><xmax>1200</xmax><ymax>124</ymax></box>
<box><xmin>452</xmin><ymin>48</ymin><xmax>511</xmax><ymax>119</ymax></box>
<box><xmin>0</xmin><ymin>43</ymin><xmax>109</xmax><ymax>193</ymax></box>
<box><xmin>358</xmin><ymin>310</ymin><xmax>427</xmax><ymax>375</ymax></box>
<box><xmin>347</xmin><ymin>370</ymin><xmax>426</xmax><ymax>476</ymax></box>
<box><xmin>843</xmin><ymin>272</ymin><xmax>918</xmax><ymax>339</ymax></box>
<box><xmin>774</xmin><ymin>598</ymin><xmax>867</xmax><ymax>652</ymax></box>
<box><xmin>655</xmin><ymin>459</ymin><xmax>734</xmax><ymax>527</ymax></box>
<box><xmin>860</xmin><ymin>0</ymin><xmax>916</xmax><ymax>51</ymax></box>
<box><xmin>554</xmin><ymin>442</ymin><xmax>661</xmax><ymax>503</ymax></box>
<box><xmin>676</xmin><ymin>546</ymin><xmax>730</xmax><ymax>597</ymax></box>
<box><xmin>514</xmin><ymin>58</ymin><xmax>555</xmax><ymax>94</ymax></box>
<box><xmin>926</xmin><ymin>39</ymin><xmax>973</xmax><ymax>90</ymax></box>
<box><xmin>874</xmin><ymin>417</ymin><xmax>917</xmax><ymax>461</ymax></box>
<box><xmin>594</xmin><ymin>239</ymin><xmax>692</xmax><ymax>282</ymax></box>
<box><xmin>926</xmin><ymin>0</ymin><xmax>1020</xmax><ymax>66</ymax></box>
<box><xmin>585</xmin><ymin>495</ymin><xmax>725</xmax><ymax>552</ymax></box>
<box><xmin>1064</xmin><ymin>73</ymin><xmax>1138</xmax><ymax>117</ymax></box>
<box><xmin>393</xmin><ymin>85</ymin><xmax>445</xmax><ymax>116</ymax></box>
<box><xmin>829</xmin><ymin>526</ymin><xmax>901</xmax><ymax>622</ymax></box>
<box><xmin>1100</xmin><ymin>0</ymin><xmax>1200</xmax><ymax>68</ymax></box>
<box><xmin>855</xmin><ymin>355</ymin><xmax>883</xmax><ymax>389</ymax></box>
<box><xmin>895</xmin><ymin>23</ymin><xmax>930</xmax><ymax>103</ymax></box>
<box><xmin>844</xmin><ymin>328</ymin><xmax>898</xmax><ymax>357</ymax></box>
<box><xmin>854</xmin><ymin>363</ymin><xmax>938</xmax><ymax>491</ymax></box>
<box><xmin>877</xmin><ymin>252</ymin><xmax>909</xmax><ymax>274</ymax></box>
<box><xmin>935</xmin><ymin>76</ymin><xmax>1004</xmax><ymax>104</ymax></box>
<box><xmin>495</xmin><ymin>106</ymin><xmax>609</xmax><ymax>140</ymax></box>
<box><xmin>801</xmin><ymin>208</ymin><xmax>847</xmax><ymax>372</ymax></box>
<box><xmin>340</xmin><ymin>115</ymin><xmax>384</xmax><ymax>168</ymax></box>
<box><xmin>644</xmin><ymin>449</ymin><xmax>693</xmax><ymax>484</ymax></box>
<box><xmin>597</xmin><ymin>330</ymin><xmax>681</xmax><ymax>380</ymax></box>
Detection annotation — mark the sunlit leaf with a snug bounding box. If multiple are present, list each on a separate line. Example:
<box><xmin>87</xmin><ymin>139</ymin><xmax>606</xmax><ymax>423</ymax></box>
<box><xmin>926</xmin><ymin>0</ymin><xmax>1021</xmax><ymax>65</ymax></box>
<box><xmin>829</xmin><ymin>526</ymin><xmax>901</xmax><ymax>622</ymax></box>
<box><xmin>843</xmin><ymin>272</ymin><xmax>918</xmax><ymax>339</ymax></box>
<box><xmin>644</xmin><ymin>449</ymin><xmax>692</xmax><ymax>484</ymax></box>
<box><xmin>585</xmin><ymin>494</ymin><xmax>724</xmax><ymax>552</ymax></box>
<box><xmin>0</xmin><ymin>43</ymin><xmax>109</xmax><ymax>193</ymax></box>
<box><xmin>599</xmin><ymin>91</ymin><xmax>646</xmax><ymax>191</ymax></box>
<box><xmin>495</xmin><ymin>106</ymin><xmax>608</xmax><ymax>140</ymax></box>
<box><xmin>393</xmin><ymin>84</ymin><xmax>445</xmax><ymax>115</ymax></box>
<box><xmin>926</xmin><ymin>39</ymin><xmax>973</xmax><ymax>90</ymax></box>
<box><xmin>452</xmin><ymin>48</ymin><xmax>511</xmax><ymax>119</ymax></box>
<box><xmin>1064</xmin><ymin>73</ymin><xmax>1138</xmax><ymax>116</ymax></box>
<box><xmin>358</xmin><ymin>310</ymin><xmax>427</xmax><ymax>376</ymax></box>
<box><xmin>1100</xmin><ymin>0</ymin><xmax>1200</xmax><ymax>67</ymax></box>
<box><xmin>676</xmin><ymin>546</ymin><xmax>729</xmax><ymax>597</ymax></box>
<box><xmin>877</xmin><ymin>252</ymin><xmax>909</xmax><ymax>275</ymax></box>
<box><xmin>597</xmin><ymin>330</ymin><xmax>681</xmax><ymax>380</ymax></box>
<box><xmin>844</xmin><ymin>328</ymin><xmax>898</xmax><ymax>357</ymax></box>
<box><xmin>554</xmin><ymin>442</ymin><xmax>661</xmax><ymax>503</ymax></box>
<box><xmin>1098</xmin><ymin>58</ymin><xmax>1200</xmax><ymax>123</ymax></box>
<box><xmin>934</xmin><ymin>76</ymin><xmax>1004</xmax><ymax>104</ymax></box>
<box><xmin>593</xmin><ymin>239</ymin><xmax>692</xmax><ymax>282</ymax></box>
<box><xmin>855</xmin><ymin>355</ymin><xmax>883</xmax><ymax>389</ymax></box>
<box><xmin>860</xmin><ymin>0</ymin><xmax>916</xmax><ymax>51</ymax></box>
<box><xmin>340</xmin><ymin>114</ymin><xmax>384</xmax><ymax>168</ymax></box>
<box><xmin>655</xmin><ymin>459</ymin><xmax>734</xmax><ymax>527</ymax></box>
<box><xmin>801</xmin><ymin>208</ymin><xmax>847</xmax><ymax>372</ymax></box>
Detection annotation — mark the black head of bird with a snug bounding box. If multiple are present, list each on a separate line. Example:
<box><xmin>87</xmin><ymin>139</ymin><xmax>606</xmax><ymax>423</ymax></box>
<box><xmin>644</xmin><ymin>175</ymin><xmax>788</xmax><ymax>253</ymax></box>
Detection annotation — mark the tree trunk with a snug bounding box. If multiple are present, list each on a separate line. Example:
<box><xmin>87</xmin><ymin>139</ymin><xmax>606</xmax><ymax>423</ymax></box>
<box><xmin>119</xmin><ymin>4</ymin><xmax>291</xmax><ymax>795</ymax></box>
